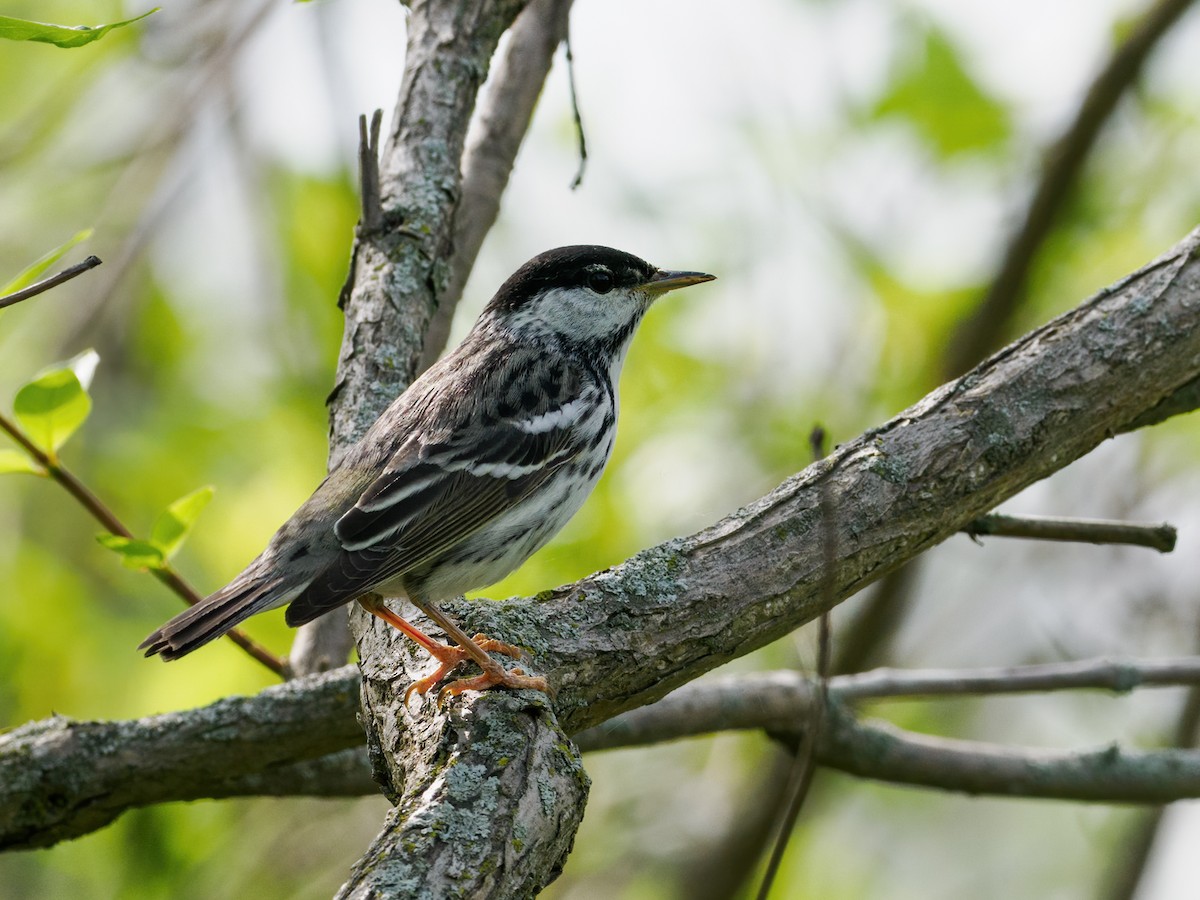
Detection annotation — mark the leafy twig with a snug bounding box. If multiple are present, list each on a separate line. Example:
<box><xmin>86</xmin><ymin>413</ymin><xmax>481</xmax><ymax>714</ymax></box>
<box><xmin>0</xmin><ymin>410</ymin><xmax>287</xmax><ymax>678</ymax></box>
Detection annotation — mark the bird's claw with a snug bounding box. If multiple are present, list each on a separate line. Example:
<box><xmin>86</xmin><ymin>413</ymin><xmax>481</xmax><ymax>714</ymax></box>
<box><xmin>403</xmin><ymin>633</ymin><xmax>541</xmax><ymax>705</ymax></box>
<box><xmin>436</xmin><ymin>667</ymin><xmax>550</xmax><ymax>705</ymax></box>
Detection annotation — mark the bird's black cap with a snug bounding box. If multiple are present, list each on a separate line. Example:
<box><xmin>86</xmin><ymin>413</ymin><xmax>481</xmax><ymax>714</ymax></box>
<box><xmin>486</xmin><ymin>245</ymin><xmax>658</xmax><ymax>313</ymax></box>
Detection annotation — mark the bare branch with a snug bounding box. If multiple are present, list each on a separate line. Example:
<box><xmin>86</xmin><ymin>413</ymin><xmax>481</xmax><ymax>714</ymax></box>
<box><xmin>832</xmin><ymin>657</ymin><xmax>1200</xmax><ymax>700</ymax></box>
<box><xmin>0</xmin><ymin>668</ymin><xmax>360</xmax><ymax>850</ymax></box>
<box><xmin>564</xmin><ymin>26</ymin><xmax>587</xmax><ymax>190</ymax></box>
<box><xmin>581</xmin><ymin>674</ymin><xmax>1200</xmax><ymax>804</ymax></box>
<box><xmin>962</xmin><ymin>513</ymin><xmax>1177</xmax><ymax>552</ymax></box>
<box><xmin>0</xmin><ymin>255</ymin><xmax>101</xmax><ymax>310</ymax></box>
<box><xmin>357</xmin><ymin>109</ymin><xmax>383</xmax><ymax>234</ymax></box>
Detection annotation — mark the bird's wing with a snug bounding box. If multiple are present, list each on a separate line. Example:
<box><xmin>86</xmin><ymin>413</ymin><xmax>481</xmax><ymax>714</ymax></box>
<box><xmin>285</xmin><ymin>348</ymin><xmax>599</xmax><ymax>624</ymax></box>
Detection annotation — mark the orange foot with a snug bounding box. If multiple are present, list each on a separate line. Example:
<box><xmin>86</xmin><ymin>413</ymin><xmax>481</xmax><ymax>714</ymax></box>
<box><xmin>403</xmin><ymin>633</ymin><xmax>532</xmax><ymax>704</ymax></box>
<box><xmin>436</xmin><ymin>666</ymin><xmax>551</xmax><ymax>704</ymax></box>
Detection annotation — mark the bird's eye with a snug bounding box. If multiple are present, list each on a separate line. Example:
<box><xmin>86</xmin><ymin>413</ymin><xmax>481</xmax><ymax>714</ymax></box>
<box><xmin>587</xmin><ymin>269</ymin><xmax>615</xmax><ymax>294</ymax></box>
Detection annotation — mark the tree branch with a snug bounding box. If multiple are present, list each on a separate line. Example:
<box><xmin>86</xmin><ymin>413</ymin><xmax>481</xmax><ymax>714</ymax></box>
<box><xmin>580</xmin><ymin>675</ymin><xmax>1200</xmax><ymax>804</ymax></box>
<box><xmin>0</xmin><ymin>668</ymin><xmax>361</xmax><ymax>849</ymax></box>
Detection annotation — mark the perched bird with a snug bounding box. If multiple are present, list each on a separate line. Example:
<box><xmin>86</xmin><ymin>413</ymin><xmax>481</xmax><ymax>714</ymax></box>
<box><xmin>140</xmin><ymin>245</ymin><xmax>715</xmax><ymax>699</ymax></box>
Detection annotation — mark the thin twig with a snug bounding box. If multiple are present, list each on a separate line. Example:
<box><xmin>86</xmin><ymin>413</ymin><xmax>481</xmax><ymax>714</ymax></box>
<box><xmin>963</xmin><ymin>513</ymin><xmax>1176</xmax><ymax>552</ymax></box>
<box><xmin>756</xmin><ymin>428</ymin><xmax>835</xmax><ymax>900</ymax></box>
<box><xmin>0</xmin><ymin>256</ymin><xmax>102</xmax><ymax>310</ymax></box>
<box><xmin>832</xmin><ymin>656</ymin><xmax>1200</xmax><ymax>701</ymax></box>
<box><xmin>0</xmin><ymin>411</ymin><xmax>287</xmax><ymax>677</ymax></box>
<box><xmin>564</xmin><ymin>27</ymin><xmax>588</xmax><ymax>190</ymax></box>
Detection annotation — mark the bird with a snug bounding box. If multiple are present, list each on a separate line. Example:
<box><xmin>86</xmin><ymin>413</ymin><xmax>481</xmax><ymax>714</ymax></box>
<box><xmin>140</xmin><ymin>245</ymin><xmax>715</xmax><ymax>700</ymax></box>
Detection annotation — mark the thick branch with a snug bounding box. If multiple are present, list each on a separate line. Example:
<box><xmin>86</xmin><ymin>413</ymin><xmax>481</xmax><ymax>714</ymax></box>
<box><xmin>0</xmin><ymin>669</ymin><xmax>360</xmax><ymax>849</ymax></box>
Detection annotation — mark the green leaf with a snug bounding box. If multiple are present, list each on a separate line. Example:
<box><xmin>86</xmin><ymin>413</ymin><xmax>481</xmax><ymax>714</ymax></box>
<box><xmin>870</xmin><ymin>23</ymin><xmax>1011</xmax><ymax>158</ymax></box>
<box><xmin>1</xmin><ymin>229</ymin><xmax>93</xmax><ymax>294</ymax></box>
<box><xmin>150</xmin><ymin>486</ymin><xmax>215</xmax><ymax>559</ymax></box>
<box><xmin>0</xmin><ymin>9</ymin><xmax>156</xmax><ymax>48</ymax></box>
<box><xmin>97</xmin><ymin>534</ymin><xmax>165</xmax><ymax>570</ymax></box>
<box><xmin>0</xmin><ymin>449</ymin><xmax>44</xmax><ymax>476</ymax></box>
<box><xmin>13</xmin><ymin>366</ymin><xmax>92</xmax><ymax>457</ymax></box>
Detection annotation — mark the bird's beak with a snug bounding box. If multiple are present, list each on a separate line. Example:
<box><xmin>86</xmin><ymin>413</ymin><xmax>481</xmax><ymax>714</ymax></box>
<box><xmin>640</xmin><ymin>269</ymin><xmax>716</xmax><ymax>296</ymax></box>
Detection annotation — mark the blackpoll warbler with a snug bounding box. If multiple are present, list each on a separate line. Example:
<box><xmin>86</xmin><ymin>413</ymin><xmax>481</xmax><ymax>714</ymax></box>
<box><xmin>141</xmin><ymin>246</ymin><xmax>715</xmax><ymax>698</ymax></box>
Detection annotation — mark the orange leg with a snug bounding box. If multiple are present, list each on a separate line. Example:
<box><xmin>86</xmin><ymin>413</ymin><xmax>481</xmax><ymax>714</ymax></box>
<box><xmin>358</xmin><ymin>595</ymin><xmax>549</xmax><ymax>703</ymax></box>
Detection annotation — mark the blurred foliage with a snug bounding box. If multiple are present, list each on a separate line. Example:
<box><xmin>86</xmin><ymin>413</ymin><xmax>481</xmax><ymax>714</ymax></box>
<box><xmin>2</xmin><ymin>1</ymin><xmax>1200</xmax><ymax>899</ymax></box>
<box><xmin>867</xmin><ymin>18</ymin><xmax>1013</xmax><ymax>159</ymax></box>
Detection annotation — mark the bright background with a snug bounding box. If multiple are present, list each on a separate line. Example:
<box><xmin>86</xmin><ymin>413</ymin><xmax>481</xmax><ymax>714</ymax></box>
<box><xmin>2</xmin><ymin>0</ymin><xmax>1200</xmax><ymax>897</ymax></box>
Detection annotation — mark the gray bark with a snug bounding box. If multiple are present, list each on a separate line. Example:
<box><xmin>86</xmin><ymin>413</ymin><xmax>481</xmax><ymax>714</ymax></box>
<box><xmin>0</xmin><ymin>668</ymin><xmax>362</xmax><ymax>849</ymax></box>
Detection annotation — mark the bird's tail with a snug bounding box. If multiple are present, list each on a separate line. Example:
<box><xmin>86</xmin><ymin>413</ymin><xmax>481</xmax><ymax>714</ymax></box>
<box><xmin>139</xmin><ymin>568</ymin><xmax>299</xmax><ymax>660</ymax></box>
